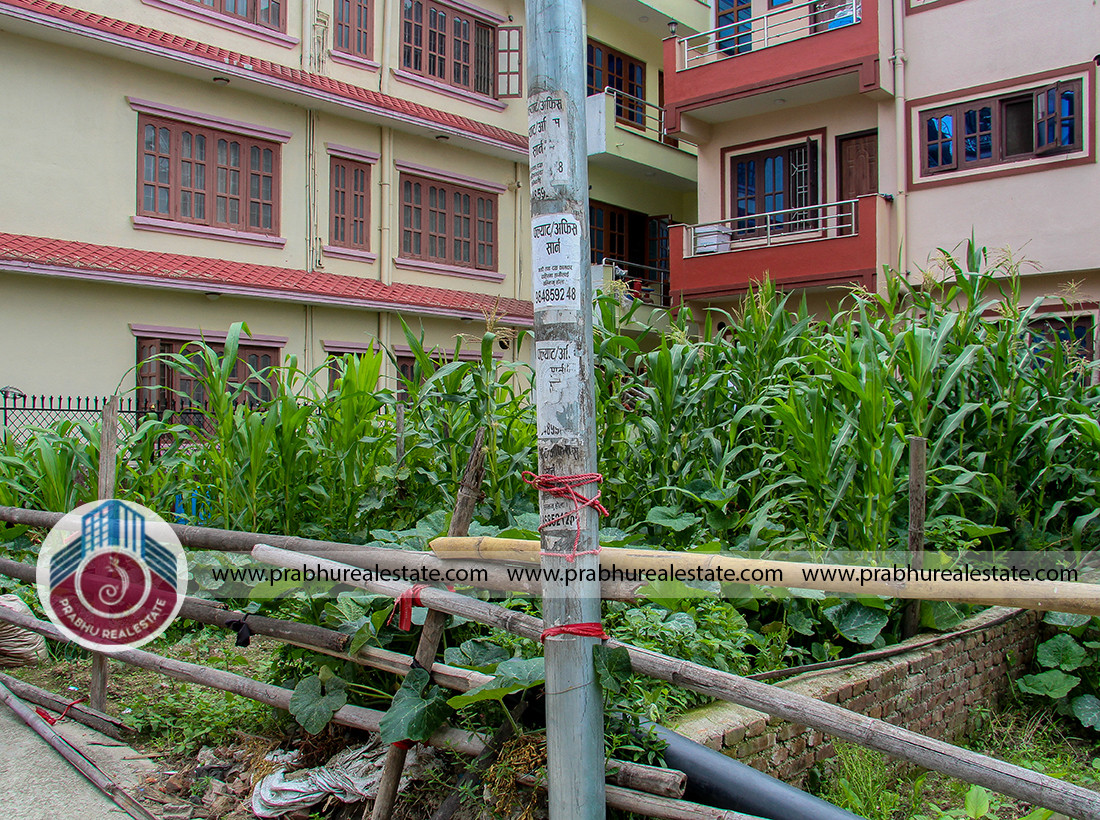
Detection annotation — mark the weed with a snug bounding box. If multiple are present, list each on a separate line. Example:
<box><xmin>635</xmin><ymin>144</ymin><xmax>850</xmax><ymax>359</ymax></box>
<box><xmin>127</xmin><ymin>683</ymin><xmax>279</xmax><ymax>755</ymax></box>
<box><xmin>819</xmin><ymin>742</ymin><xmax>902</xmax><ymax>820</ymax></box>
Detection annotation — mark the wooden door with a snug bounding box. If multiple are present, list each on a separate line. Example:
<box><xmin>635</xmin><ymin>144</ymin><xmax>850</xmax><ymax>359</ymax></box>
<box><xmin>838</xmin><ymin>131</ymin><xmax>876</xmax><ymax>235</ymax></box>
<box><xmin>838</xmin><ymin>132</ymin><xmax>877</xmax><ymax>200</ymax></box>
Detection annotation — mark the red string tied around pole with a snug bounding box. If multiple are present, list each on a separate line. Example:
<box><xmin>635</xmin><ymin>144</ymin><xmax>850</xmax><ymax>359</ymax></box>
<box><xmin>386</xmin><ymin>584</ymin><xmax>430</xmax><ymax>632</ymax></box>
<box><xmin>521</xmin><ymin>471</ymin><xmax>608</xmax><ymax>561</ymax></box>
<box><xmin>540</xmin><ymin>623</ymin><xmax>609</xmax><ymax>642</ymax></box>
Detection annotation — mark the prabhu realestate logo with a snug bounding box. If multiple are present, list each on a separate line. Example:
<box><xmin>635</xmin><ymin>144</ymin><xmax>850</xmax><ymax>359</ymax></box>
<box><xmin>36</xmin><ymin>500</ymin><xmax>186</xmax><ymax>652</ymax></box>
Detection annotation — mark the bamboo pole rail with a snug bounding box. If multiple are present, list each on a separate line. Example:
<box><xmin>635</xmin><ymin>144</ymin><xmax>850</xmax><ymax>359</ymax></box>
<box><xmin>0</xmin><ymin>680</ymin><xmax>157</xmax><ymax>820</ymax></box>
<box><xmin>0</xmin><ymin>604</ymin><xmax>483</xmax><ymax>755</ymax></box>
<box><xmin>253</xmin><ymin>545</ymin><xmax>1100</xmax><ymax>820</ymax></box>
<box><xmin>519</xmin><ymin>774</ymin><xmax>764</xmax><ymax>820</ymax></box>
<box><xmin>430</xmin><ymin>536</ymin><xmax>1100</xmax><ymax>616</ymax></box>
<box><xmin>0</xmin><ymin>555</ymin><xmax>491</xmax><ymax>692</ymax></box>
<box><xmin>5</xmin><ymin>504</ymin><xmax>1099</xmax><ymax>815</ymax></box>
<box><xmin>0</xmin><ymin>672</ymin><xmax>132</xmax><ymax>739</ymax></box>
<box><xmin>0</xmin><ymin>506</ymin><xmax>640</xmax><ymax>599</ymax></box>
<box><xmin>0</xmin><ymin>604</ymin><xmax>686</xmax><ymax>807</ymax></box>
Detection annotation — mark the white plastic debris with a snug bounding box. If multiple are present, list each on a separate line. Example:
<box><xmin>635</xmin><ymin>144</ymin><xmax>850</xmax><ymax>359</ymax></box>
<box><xmin>251</xmin><ymin>739</ymin><xmax>429</xmax><ymax>818</ymax></box>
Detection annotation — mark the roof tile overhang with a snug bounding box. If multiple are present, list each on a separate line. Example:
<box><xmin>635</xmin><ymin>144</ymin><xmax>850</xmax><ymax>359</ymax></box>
<box><xmin>0</xmin><ymin>0</ymin><xmax>528</xmax><ymax>157</ymax></box>
<box><xmin>0</xmin><ymin>232</ymin><xmax>534</xmax><ymax>326</ymax></box>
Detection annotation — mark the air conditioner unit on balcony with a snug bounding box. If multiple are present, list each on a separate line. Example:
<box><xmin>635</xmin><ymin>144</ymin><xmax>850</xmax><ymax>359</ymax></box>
<box><xmin>694</xmin><ymin>224</ymin><xmax>733</xmax><ymax>254</ymax></box>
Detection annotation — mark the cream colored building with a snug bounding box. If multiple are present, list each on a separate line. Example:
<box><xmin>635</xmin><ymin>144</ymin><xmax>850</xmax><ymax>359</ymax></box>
<box><xmin>0</xmin><ymin>0</ymin><xmax>699</xmax><ymax>403</ymax></box>
<box><xmin>662</xmin><ymin>0</ymin><xmax>1100</xmax><ymax>351</ymax></box>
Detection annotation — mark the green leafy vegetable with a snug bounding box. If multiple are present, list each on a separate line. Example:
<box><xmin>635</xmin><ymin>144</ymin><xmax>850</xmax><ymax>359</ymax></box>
<box><xmin>289</xmin><ymin>674</ymin><xmax>347</xmax><ymax>734</ymax></box>
<box><xmin>378</xmin><ymin>668</ymin><xmax>452</xmax><ymax>745</ymax></box>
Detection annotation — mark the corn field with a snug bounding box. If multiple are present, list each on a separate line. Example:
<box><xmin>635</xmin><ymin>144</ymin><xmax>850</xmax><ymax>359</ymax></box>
<box><xmin>3</xmin><ymin>247</ymin><xmax>1099</xmax><ymax>560</ymax></box>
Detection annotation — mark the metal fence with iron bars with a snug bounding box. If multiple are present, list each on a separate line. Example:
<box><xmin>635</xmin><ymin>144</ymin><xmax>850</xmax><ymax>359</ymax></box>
<box><xmin>0</xmin><ymin>392</ymin><xmax>209</xmax><ymax>445</ymax></box>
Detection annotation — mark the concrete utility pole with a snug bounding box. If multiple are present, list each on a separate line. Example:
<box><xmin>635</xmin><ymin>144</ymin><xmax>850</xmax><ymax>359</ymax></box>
<box><xmin>525</xmin><ymin>0</ymin><xmax>606</xmax><ymax>816</ymax></box>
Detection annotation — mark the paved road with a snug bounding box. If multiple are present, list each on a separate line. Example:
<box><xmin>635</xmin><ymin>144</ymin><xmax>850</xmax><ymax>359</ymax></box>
<box><xmin>0</xmin><ymin>700</ymin><xmax>158</xmax><ymax>819</ymax></box>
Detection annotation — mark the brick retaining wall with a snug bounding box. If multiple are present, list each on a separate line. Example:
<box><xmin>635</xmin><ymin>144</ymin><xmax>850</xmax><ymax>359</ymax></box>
<box><xmin>669</xmin><ymin>606</ymin><xmax>1040</xmax><ymax>785</ymax></box>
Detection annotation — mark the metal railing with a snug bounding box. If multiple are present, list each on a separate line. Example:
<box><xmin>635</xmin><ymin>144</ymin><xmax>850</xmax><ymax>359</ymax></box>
<box><xmin>686</xmin><ymin>199</ymin><xmax>858</xmax><ymax>257</ymax></box>
<box><xmin>678</xmin><ymin>0</ymin><xmax>860</xmax><ymax>70</ymax></box>
<box><xmin>600</xmin><ymin>88</ymin><xmax>696</xmax><ymax>150</ymax></box>
<box><xmin>601</xmin><ymin>258</ymin><xmax>671</xmax><ymax>307</ymax></box>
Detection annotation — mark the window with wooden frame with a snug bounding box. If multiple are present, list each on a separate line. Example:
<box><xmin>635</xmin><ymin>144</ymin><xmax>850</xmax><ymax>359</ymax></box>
<box><xmin>586</xmin><ymin>40</ymin><xmax>646</xmax><ymax>127</ymax></box>
<box><xmin>330</xmin><ymin>157</ymin><xmax>371</xmax><ymax>251</ymax></box>
<box><xmin>715</xmin><ymin>0</ymin><xmax>752</xmax><ymax>56</ymax></box>
<box><xmin>399</xmin><ymin>174</ymin><xmax>497</xmax><ymax>270</ymax></box>
<box><xmin>323</xmin><ymin>344</ymin><xmax>377</xmax><ymax>390</ymax></box>
<box><xmin>334</xmin><ymin>0</ymin><xmax>372</xmax><ymax>58</ymax></box>
<box><xmin>1028</xmin><ymin>314</ymin><xmax>1096</xmax><ymax>362</ymax></box>
<box><xmin>136</xmin><ymin>336</ymin><xmax>280</xmax><ymax>409</ymax></box>
<box><xmin>728</xmin><ymin>141</ymin><xmax>819</xmax><ymax>238</ymax></box>
<box><xmin>138</xmin><ymin>115</ymin><xmax>280</xmax><ymax>235</ymax></box>
<box><xmin>919</xmin><ymin>79</ymin><xmax>1083</xmax><ymax>176</ymax></box>
<box><xmin>497</xmin><ymin>27</ymin><xmax>523</xmax><ymax>97</ymax></box>
<box><xmin>394</xmin><ymin>354</ymin><xmax>417</xmax><ymax>401</ymax></box>
<box><xmin>401</xmin><ymin>0</ymin><xmax>501</xmax><ymax>97</ymax></box>
<box><xmin>184</xmin><ymin>0</ymin><xmax>283</xmax><ymax>31</ymax></box>
<box><xmin>590</xmin><ymin>200</ymin><xmax>631</xmax><ymax>265</ymax></box>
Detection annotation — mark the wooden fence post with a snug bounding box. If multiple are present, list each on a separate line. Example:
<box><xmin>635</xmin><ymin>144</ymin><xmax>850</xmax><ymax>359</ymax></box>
<box><xmin>89</xmin><ymin>395</ymin><xmax>119</xmax><ymax>712</ymax></box>
<box><xmin>370</xmin><ymin>427</ymin><xmax>488</xmax><ymax>820</ymax></box>
<box><xmin>902</xmin><ymin>436</ymin><xmax>927</xmax><ymax>639</ymax></box>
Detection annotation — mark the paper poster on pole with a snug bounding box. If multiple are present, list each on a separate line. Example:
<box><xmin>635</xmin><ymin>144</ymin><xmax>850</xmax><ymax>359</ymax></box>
<box><xmin>534</xmin><ymin>339</ymin><xmax>582</xmax><ymax>442</ymax></box>
<box><xmin>532</xmin><ymin>213</ymin><xmax>582</xmax><ymax>312</ymax></box>
<box><xmin>528</xmin><ymin>92</ymin><xmax>571</xmax><ymax>199</ymax></box>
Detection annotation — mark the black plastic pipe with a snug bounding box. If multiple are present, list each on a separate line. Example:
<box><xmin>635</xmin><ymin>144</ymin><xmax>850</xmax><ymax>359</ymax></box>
<box><xmin>650</xmin><ymin>723</ymin><xmax>866</xmax><ymax>820</ymax></box>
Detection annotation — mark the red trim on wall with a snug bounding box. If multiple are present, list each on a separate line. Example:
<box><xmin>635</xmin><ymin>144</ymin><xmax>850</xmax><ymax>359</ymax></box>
<box><xmin>127</xmin><ymin>98</ymin><xmax>293</xmax><ymax>142</ymax></box>
<box><xmin>326</xmin><ymin>143</ymin><xmax>381</xmax><ymax>164</ymax></box>
<box><xmin>909</xmin><ymin>63</ymin><xmax>1094</xmax><ymax>111</ymax></box>
<box><xmin>393</xmin><ymin>160</ymin><xmax>508</xmax><ymax>194</ymax></box>
<box><xmin>0</xmin><ymin>231</ymin><xmax>534</xmax><ymax>323</ymax></box>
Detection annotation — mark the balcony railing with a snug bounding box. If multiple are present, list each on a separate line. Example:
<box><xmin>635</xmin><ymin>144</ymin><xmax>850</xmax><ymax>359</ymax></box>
<box><xmin>599</xmin><ymin>87</ymin><xmax>695</xmax><ymax>149</ymax></box>
<box><xmin>686</xmin><ymin>199</ymin><xmax>857</xmax><ymax>257</ymax></box>
<box><xmin>678</xmin><ymin>0</ymin><xmax>861</xmax><ymax>70</ymax></box>
<box><xmin>601</xmin><ymin>258</ymin><xmax>671</xmax><ymax>307</ymax></box>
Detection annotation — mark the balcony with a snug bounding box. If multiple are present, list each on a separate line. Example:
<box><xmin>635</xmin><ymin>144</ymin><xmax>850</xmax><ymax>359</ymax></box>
<box><xmin>678</xmin><ymin>0</ymin><xmax>862</xmax><ymax>71</ymax></box>
<box><xmin>585</xmin><ymin>88</ymin><xmax>697</xmax><ymax>189</ymax></box>
<box><xmin>597</xmin><ymin>258</ymin><xmax>672</xmax><ymax>307</ymax></box>
<box><xmin>662</xmin><ymin>0</ymin><xmax>882</xmax><ymax>131</ymax></box>
<box><xmin>670</xmin><ymin>195</ymin><xmax>880</xmax><ymax>300</ymax></box>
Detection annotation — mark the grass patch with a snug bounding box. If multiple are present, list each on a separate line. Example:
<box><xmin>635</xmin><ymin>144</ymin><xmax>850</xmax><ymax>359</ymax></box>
<box><xmin>813</xmin><ymin>702</ymin><xmax>1100</xmax><ymax>820</ymax></box>
<box><xmin>5</xmin><ymin>625</ymin><xmax>284</xmax><ymax>754</ymax></box>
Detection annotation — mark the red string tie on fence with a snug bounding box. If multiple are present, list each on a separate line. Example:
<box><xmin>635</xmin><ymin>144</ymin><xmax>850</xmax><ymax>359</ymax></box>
<box><xmin>521</xmin><ymin>472</ymin><xmax>608</xmax><ymax>561</ymax></box>
<box><xmin>35</xmin><ymin>697</ymin><xmax>87</xmax><ymax>726</ymax></box>
<box><xmin>540</xmin><ymin>623</ymin><xmax>609</xmax><ymax>642</ymax></box>
<box><xmin>386</xmin><ymin>584</ymin><xmax>430</xmax><ymax>632</ymax></box>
